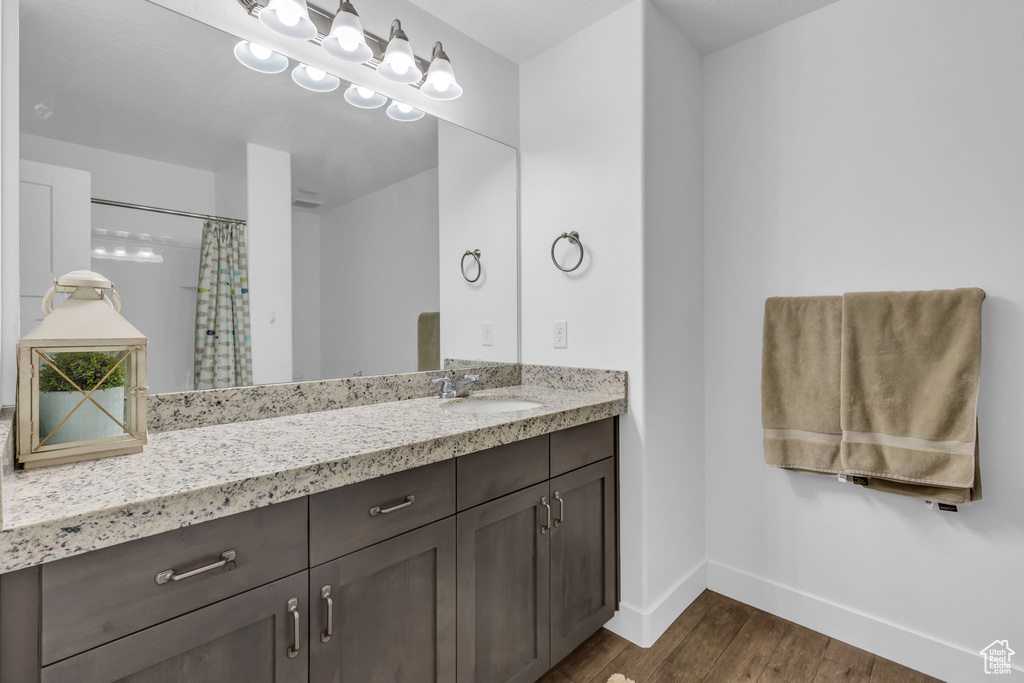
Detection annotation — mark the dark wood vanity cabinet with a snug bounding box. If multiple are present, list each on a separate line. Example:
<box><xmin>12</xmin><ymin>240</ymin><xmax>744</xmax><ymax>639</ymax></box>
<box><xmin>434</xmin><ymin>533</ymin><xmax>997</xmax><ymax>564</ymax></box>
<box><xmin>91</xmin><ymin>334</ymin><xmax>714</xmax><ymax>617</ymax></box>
<box><xmin>309</xmin><ymin>518</ymin><xmax>457</xmax><ymax>683</ymax></box>
<box><xmin>0</xmin><ymin>417</ymin><xmax>618</xmax><ymax>683</ymax></box>
<box><xmin>41</xmin><ymin>571</ymin><xmax>309</xmax><ymax>683</ymax></box>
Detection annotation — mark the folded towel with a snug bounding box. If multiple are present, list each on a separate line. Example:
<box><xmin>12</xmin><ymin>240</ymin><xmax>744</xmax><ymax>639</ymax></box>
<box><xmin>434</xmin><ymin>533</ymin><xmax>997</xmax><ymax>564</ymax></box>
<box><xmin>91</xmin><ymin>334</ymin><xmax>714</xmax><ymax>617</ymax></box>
<box><xmin>762</xmin><ymin>296</ymin><xmax>844</xmax><ymax>475</ymax></box>
<box><xmin>840</xmin><ymin>289</ymin><xmax>984</xmax><ymax>501</ymax></box>
<box><xmin>417</xmin><ymin>312</ymin><xmax>440</xmax><ymax>372</ymax></box>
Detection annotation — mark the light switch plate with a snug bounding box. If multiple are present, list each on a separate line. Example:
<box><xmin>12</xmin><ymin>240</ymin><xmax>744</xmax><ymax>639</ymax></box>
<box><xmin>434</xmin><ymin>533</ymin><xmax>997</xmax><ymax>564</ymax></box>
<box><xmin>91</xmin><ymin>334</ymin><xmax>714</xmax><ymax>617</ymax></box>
<box><xmin>482</xmin><ymin>321</ymin><xmax>493</xmax><ymax>346</ymax></box>
<box><xmin>553</xmin><ymin>320</ymin><xmax>567</xmax><ymax>348</ymax></box>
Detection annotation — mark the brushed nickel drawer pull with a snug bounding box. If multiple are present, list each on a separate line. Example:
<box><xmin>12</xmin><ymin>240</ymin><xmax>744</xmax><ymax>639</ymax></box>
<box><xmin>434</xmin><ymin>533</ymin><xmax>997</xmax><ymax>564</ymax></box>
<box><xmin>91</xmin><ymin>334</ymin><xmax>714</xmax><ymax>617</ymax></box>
<box><xmin>369</xmin><ymin>494</ymin><xmax>415</xmax><ymax>516</ymax></box>
<box><xmin>554</xmin><ymin>491</ymin><xmax>564</xmax><ymax>527</ymax></box>
<box><xmin>540</xmin><ymin>496</ymin><xmax>552</xmax><ymax>534</ymax></box>
<box><xmin>155</xmin><ymin>549</ymin><xmax>236</xmax><ymax>585</ymax></box>
<box><xmin>287</xmin><ymin>597</ymin><xmax>300</xmax><ymax>658</ymax></box>
<box><xmin>320</xmin><ymin>585</ymin><xmax>333</xmax><ymax>643</ymax></box>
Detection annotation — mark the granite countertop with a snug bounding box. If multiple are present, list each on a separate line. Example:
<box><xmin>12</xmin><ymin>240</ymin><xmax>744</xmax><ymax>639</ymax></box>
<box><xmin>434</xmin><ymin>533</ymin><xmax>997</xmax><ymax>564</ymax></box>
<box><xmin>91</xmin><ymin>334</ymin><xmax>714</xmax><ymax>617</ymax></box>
<box><xmin>0</xmin><ymin>385</ymin><xmax>626</xmax><ymax>573</ymax></box>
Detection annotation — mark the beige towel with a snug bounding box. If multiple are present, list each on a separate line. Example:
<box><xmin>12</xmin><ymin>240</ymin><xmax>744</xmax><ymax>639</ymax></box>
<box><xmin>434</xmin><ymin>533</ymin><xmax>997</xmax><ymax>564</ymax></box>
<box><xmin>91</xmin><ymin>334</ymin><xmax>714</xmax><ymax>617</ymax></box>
<box><xmin>840</xmin><ymin>289</ymin><xmax>984</xmax><ymax>503</ymax></box>
<box><xmin>417</xmin><ymin>312</ymin><xmax>440</xmax><ymax>372</ymax></box>
<box><xmin>762</xmin><ymin>296</ymin><xmax>844</xmax><ymax>475</ymax></box>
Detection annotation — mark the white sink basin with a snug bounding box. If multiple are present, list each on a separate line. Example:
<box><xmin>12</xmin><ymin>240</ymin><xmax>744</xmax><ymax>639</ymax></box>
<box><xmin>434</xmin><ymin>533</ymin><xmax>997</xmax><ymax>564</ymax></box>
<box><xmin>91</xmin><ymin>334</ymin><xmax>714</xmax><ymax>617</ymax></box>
<box><xmin>443</xmin><ymin>398</ymin><xmax>545</xmax><ymax>414</ymax></box>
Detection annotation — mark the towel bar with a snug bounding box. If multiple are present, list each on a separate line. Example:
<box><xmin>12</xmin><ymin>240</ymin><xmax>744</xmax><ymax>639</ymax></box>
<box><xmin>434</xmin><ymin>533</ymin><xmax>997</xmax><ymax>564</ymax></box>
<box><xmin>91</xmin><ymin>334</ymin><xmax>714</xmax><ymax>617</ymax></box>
<box><xmin>551</xmin><ymin>231</ymin><xmax>584</xmax><ymax>272</ymax></box>
<box><xmin>461</xmin><ymin>249</ymin><xmax>481</xmax><ymax>283</ymax></box>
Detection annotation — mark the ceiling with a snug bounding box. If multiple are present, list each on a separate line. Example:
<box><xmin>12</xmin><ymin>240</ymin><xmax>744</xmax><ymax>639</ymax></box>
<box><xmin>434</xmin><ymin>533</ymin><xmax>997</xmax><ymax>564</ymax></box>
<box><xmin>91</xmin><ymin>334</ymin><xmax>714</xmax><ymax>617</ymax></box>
<box><xmin>20</xmin><ymin>0</ymin><xmax>439</xmax><ymax>214</ymax></box>
<box><xmin>408</xmin><ymin>0</ymin><xmax>840</xmax><ymax>62</ymax></box>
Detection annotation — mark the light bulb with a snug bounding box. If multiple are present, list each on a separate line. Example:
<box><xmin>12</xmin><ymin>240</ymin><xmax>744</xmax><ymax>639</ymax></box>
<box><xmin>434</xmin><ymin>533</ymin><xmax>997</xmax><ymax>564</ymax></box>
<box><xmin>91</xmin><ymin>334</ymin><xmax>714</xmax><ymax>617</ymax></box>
<box><xmin>337</xmin><ymin>29</ymin><xmax>360</xmax><ymax>52</ymax></box>
<box><xmin>139</xmin><ymin>248</ymin><xmax>154</xmax><ymax>257</ymax></box>
<box><xmin>114</xmin><ymin>247</ymin><xmax>127</xmax><ymax>256</ymax></box>
<box><xmin>92</xmin><ymin>247</ymin><xmax>107</xmax><ymax>256</ymax></box>
<box><xmin>249</xmin><ymin>43</ymin><xmax>272</xmax><ymax>60</ymax></box>
<box><xmin>390</xmin><ymin>54</ymin><xmax>412</xmax><ymax>75</ymax></box>
<box><xmin>306</xmin><ymin>66</ymin><xmax>326</xmax><ymax>81</ymax></box>
<box><xmin>432</xmin><ymin>73</ymin><xmax>451</xmax><ymax>91</ymax></box>
<box><xmin>276</xmin><ymin>4</ymin><xmax>301</xmax><ymax>26</ymax></box>
<box><xmin>396</xmin><ymin>102</ymin><xmax>412</xmax><ymax>113</ymax></box>
<box><xmin>356</xmin><ymin>86</ymin><xmax>374</xmax><ymax>98</ymax></box>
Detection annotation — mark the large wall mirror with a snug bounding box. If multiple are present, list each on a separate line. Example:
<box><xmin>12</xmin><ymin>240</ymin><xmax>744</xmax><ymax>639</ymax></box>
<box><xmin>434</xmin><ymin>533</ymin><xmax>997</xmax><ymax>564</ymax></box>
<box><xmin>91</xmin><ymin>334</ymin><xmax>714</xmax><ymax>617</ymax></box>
<box><xmin>18</xmin><ymin>0</ymin><xmax>518</xmax><ymax>394</ymax></box>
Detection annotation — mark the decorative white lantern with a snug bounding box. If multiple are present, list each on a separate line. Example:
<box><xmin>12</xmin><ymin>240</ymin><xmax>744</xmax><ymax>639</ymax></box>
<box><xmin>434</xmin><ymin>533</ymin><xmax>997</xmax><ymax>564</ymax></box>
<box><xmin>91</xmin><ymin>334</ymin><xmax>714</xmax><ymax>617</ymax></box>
<box><xmin>16</xmin><ymin>271</ymin><xmax>148</xmax><ymax>468</ymax></box>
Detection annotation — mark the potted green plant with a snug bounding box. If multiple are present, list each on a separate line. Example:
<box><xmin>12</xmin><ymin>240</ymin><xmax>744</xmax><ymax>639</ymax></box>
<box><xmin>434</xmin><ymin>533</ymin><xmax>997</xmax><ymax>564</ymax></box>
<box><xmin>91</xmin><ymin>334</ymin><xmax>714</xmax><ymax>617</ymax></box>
<box><xmin>38</xmin><ymin>351</ymin><xmax>127</xmax><ymax>445</ymax></box>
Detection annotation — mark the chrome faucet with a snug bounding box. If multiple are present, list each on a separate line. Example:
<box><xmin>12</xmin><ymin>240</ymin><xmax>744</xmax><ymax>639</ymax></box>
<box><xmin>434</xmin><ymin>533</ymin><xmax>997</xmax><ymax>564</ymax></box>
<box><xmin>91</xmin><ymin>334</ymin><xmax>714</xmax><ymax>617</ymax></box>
<box><xmin>432</xmin><ymin>377</ymin><xmax>456</xmax><ymax>399</ymax></box>
<box><xmin>454</xmin><ymin>374</ymin><xmax>479</xmax><ymax>397</ymax></box>
<box><xmin>433</xmin><ymin>374</ymin><xmax>480</xmax><ymax>399</ymax></box>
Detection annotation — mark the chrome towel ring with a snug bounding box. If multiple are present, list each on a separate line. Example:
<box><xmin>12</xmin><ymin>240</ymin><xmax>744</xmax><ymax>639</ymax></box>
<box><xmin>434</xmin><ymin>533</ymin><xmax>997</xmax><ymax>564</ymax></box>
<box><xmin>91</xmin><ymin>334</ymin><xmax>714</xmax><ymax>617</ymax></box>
<box><xmin>551</xmin><ymin>231</ymin><xmax>584</xmax><ymax>272</ymax></box>
<box><xmin>461</xmin><ymin>249</ymin><xmax>482</xmax><ymax>282</ymax></box>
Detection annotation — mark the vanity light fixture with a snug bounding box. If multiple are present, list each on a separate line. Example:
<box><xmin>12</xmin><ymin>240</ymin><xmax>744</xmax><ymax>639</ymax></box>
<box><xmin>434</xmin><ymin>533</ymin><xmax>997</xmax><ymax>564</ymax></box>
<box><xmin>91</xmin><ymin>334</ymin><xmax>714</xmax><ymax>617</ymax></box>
<box><xmin>233</xmin><ymin>40</ymin><xmax>289</xmax><ymax>74</ymax></box>
<box><xmin>420</xmin><ymin>42</ymin><xmax>462</xmax><ymax>100</ymax></box>
<box><xmin>292</xmin><ymin>63</ymin><xmax>341</xmax><ymax>92</ymax></box>
<box><xmin>386</xmin><ymin>100</ymin><xmax>425</xmax><ymax>122</ymax></box>
<box><xmin>377</xmin><ymin>20</ymin><xmax>422</xmax><ymax>85</ymax></box>
<box><xmin>237</xmin><ymin>0</ymin><xmax>464</xmax><ymax>97</ymax></box>
<box><xmin>344</xmin><ymin>84</ymin><xmax>387</xmax><ymax>109</ymax></box>
<box><xmin>259</xmin><ymin>0</ymin><xmax>317</xmax><ymax>40</ymax></box>
<box><xmin>322</xmin><ymin>1</ymin><xmax>372</xmax><ymax>64</ymax></box>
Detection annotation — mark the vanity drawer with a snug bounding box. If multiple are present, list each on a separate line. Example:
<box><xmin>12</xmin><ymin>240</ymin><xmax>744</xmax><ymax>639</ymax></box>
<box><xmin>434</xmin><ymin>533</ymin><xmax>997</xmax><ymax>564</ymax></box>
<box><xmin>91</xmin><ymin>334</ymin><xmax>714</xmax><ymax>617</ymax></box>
<box><xmin>309</xmin><ymin>459</ymin><xmax>456</xmax><ymax>566</ymax></box>
<box><xmin>550</xmin><ymin>418</ymin><xmax>615</xmax><ymax>477</ymax></box>
<box><xmin>40</xmin><ymin>496</ymin><xmax>308</xmax><ymax>665</ymax></box>
<box><xmin>456</xmin><ymin>435</ymin><xmax>549</xmax><ymax>511</ymax></box>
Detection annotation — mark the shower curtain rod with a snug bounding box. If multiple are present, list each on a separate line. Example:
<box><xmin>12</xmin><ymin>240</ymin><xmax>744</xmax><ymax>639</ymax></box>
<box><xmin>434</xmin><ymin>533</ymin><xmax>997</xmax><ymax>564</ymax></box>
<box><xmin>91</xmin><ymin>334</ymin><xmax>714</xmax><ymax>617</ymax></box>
<box><xmin>91</xmin><ymin>198</ymin><xmax>247</xmax><ymax>225</ymax></box>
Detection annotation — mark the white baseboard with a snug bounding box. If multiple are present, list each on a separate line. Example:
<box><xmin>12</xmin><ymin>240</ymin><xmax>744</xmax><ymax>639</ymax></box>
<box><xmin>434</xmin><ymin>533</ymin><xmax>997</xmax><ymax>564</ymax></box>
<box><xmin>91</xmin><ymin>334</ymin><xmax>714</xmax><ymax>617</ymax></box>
<box><xmin>605</xmin><ymin>561</ymin><xmax>707</xmax><ymax>647</ymax></box>
<box><xmin>707</xmin><ymin>560</ymin><xmax>1021</xmax><ymax>682</ymax></box>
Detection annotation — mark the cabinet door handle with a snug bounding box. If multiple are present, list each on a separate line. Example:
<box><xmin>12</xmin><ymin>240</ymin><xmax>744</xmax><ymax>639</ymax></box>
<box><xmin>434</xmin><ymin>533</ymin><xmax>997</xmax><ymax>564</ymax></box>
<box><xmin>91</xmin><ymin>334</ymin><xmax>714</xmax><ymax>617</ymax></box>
<box><xmin>155</xmin><ymin>549</ymin><xmax>236</xmax><ymax>585</ymax></box>
<box><xmin>287</xmin><ymin>597</ymin><xmax>300</xmax><ymax>658</ymax></box>
<box><xmin>320</xmin><ymin>585</ymin><xmax>333</xmax><ymax>643</ymax></box>
<box><xmin>369</xmin><ymin>494</ymin><xmax>415</xmax><ymax>516</ymax></box>
<box><xmin>540</xmin><ymin>496</ymin><xmax>552</xmax><ymax>534</ymax></box>
<box><xmin>553</xmin><ymin>491</ymin><xmax>564</xmax><ymax>527</ymax></box>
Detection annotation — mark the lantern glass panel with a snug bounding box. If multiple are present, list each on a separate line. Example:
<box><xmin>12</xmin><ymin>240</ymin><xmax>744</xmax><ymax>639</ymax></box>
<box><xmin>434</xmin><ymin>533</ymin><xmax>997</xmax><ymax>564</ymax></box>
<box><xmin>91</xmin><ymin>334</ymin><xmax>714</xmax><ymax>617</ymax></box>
<box><xmin>34</xmin><ymin>347</ymin><xmax>136</xmax><ymax>450</ymax></box>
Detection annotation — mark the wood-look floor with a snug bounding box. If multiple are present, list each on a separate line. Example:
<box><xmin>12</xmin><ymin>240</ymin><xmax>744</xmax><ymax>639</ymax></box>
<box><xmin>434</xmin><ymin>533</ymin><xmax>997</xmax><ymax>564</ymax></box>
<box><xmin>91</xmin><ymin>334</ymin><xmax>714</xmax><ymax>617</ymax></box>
<box><xmin>540</xmin><ymin>590</ymin><xmax>944</xmax><ymax>683</ymax></box>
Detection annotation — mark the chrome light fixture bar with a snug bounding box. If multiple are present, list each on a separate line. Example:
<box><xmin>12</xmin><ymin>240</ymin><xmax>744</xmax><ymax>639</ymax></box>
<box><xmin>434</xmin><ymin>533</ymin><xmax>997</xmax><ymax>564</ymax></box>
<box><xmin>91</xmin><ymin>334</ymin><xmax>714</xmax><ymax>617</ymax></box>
<box><xmin>237</xmin><ymin>0</ymin><xmax>431</xmax><ymax>87</ymax></box>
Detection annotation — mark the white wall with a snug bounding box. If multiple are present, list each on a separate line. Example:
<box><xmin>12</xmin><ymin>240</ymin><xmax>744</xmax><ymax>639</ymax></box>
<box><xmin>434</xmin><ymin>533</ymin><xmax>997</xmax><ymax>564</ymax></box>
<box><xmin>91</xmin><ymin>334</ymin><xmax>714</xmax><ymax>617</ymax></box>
<box><xmin>150</xmin><ymin>0</ymin><xmax>520</xmax><ymax>148</ymax></box>
<box><xmin>245</xmin><ymin>143</ymin><xmax>292</xmax><ymax>385</ymax></box>
<box><xmin>292</xmin><ymin>210</ymin><xmax>321</xmax><ymax>382</ymax></box>
<box><xmin>641</xmin><ymin>1</ymin><xmax>706</xmax><ymax>642</ymax></box>
<box><xmin>319</xmin><ymin>168</ymin><xmax>439</xmax><ymax>379</ymax></box>
<box><xmin>0</xmin><ymin>2</ymin><xmax>17</xmax><ymax>405</ymax></box>
<box><xmin>438</xmin><ymin>120</ymin><xmax>518</xmax><ymax>364</ymax></box>
<box><xmin>521</xmin><ymin>0</ymin><xmax>705</xmax><ymax>647</ymax></box>
<box><xmin>704</xmin><ymin>1</ymin><xmax>1024</xmax><ymax>679</ymax></box>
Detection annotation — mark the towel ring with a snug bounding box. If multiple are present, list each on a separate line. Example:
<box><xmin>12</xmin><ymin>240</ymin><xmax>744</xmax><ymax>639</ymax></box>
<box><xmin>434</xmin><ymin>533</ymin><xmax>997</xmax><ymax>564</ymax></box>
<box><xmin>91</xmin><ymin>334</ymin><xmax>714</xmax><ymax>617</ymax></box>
<box><xmin>461</xmin><ymin>249</ymin><xmax>482</xmax><ymax>283</ymax></box>
<box><xmin>551</xmin><ymin>231</ymin><xmax>584</xmax><ymax>272</ymax></box>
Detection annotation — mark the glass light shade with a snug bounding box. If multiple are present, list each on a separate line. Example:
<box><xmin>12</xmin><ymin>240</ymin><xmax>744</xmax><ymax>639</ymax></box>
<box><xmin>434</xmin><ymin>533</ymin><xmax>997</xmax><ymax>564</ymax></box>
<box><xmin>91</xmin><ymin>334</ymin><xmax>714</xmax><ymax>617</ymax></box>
<box><xmin>378</xmin><ymin>35</ymin><xmax>422</xmax><ymax>84</ymax></box>
<box><xmin>386</xmin><ymin>100</ymin><xmax>425</xmax><ymax>122</ymax></box>
<box><xmin>259</xmin><ymin>0</ymin><xmax>317</xmax><ymax>40</ymax></box>
<box><xmin>421</xmin><ymin>55</ymin><xmax>463</xmax><ymax>100</ymax></box>
<box><xmin>233</xmin><ymin>40</ymin><xmax>289</xmax><ymax>74</ymax></box>
<box><xmin>344</xmin><ymin>84</ymin><xmax>387</xmax><ymax>109</ymax></box>
<box><xmin>292</xmin><ymin>64</ymin><xmax>341</xmax><ymax>92</ymax></box>
<box><xmin>322</xmin><ymin>4</ymin><xmax>372</xmax><ymax>64</ymax></box>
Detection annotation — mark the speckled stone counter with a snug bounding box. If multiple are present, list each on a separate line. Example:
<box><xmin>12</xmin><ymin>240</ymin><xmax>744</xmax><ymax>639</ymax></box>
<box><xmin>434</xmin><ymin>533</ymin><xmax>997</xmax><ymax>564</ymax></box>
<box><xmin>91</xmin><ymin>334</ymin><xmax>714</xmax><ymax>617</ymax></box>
<box><xmin>0</xmin><ymin>384</ymin><xmax>626</xmax><ymax>574</ymax></box>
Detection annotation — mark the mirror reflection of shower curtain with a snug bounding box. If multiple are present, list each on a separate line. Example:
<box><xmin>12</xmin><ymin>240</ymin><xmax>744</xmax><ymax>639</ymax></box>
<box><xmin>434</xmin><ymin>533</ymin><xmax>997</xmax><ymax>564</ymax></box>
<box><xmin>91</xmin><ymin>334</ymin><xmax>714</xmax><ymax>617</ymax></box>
<box><xmin>194</xmin><ymin>221</ymin><xmax>253</xmax><ymax>389</ymax></box>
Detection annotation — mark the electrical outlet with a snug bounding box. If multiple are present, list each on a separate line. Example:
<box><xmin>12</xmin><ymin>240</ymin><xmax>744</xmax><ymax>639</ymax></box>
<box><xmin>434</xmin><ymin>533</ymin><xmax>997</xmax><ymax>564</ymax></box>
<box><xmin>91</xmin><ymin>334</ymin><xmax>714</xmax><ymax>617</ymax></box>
<box><xmin>482</xmin><ymin>321</ymin><xmax>493</xmax><ymax>347</ymax></box>
<box><xmin>553</xmin><ymin>320</ymin><xmax>567</xmax><ymax>348</ymax></box>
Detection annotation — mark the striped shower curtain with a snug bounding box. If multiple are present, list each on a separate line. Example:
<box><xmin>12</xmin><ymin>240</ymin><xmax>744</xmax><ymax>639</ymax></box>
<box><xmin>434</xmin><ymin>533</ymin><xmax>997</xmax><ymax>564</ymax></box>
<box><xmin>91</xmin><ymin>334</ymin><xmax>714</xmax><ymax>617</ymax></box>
<box><xmin>194</xmin><ymin>220</ymin><xmax>253</xmax><ymax>389</ymax></box>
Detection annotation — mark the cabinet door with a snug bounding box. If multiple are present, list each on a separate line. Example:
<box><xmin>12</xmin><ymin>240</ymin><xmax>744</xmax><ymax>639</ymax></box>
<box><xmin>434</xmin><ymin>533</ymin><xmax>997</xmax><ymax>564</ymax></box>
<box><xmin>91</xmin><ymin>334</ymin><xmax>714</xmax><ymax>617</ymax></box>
<box><xmin>457</xmin><ymin>481</ymin><xmax>551</xmax><ymax>683</ymax></box>
<box><xmin>41</xmin><ymin>571</ymin><xmax>308</xmax><ymax>683</ymax></box>
<box><xmin>310</xmin><ymin>517</ymin><xmax>456</xmax><ymax>683</ymax></box>
<box><xmin>549</xmin><ymin>458</ymin><xmax>617</xmax><ymax>665</ymax></box>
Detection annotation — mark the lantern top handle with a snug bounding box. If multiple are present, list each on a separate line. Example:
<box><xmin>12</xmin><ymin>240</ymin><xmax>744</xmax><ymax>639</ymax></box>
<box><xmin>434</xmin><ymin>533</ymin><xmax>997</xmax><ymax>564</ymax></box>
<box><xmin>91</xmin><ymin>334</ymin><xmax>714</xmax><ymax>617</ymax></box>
<box><xmin>56</xmin><ymin>270</ymin><xmax>114</xmax><ymax>290</ymax></box>
<box><xmin>42</xmin><ymin>270</ymin><xmax>122</xmax><ymax>315</ymax></box>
